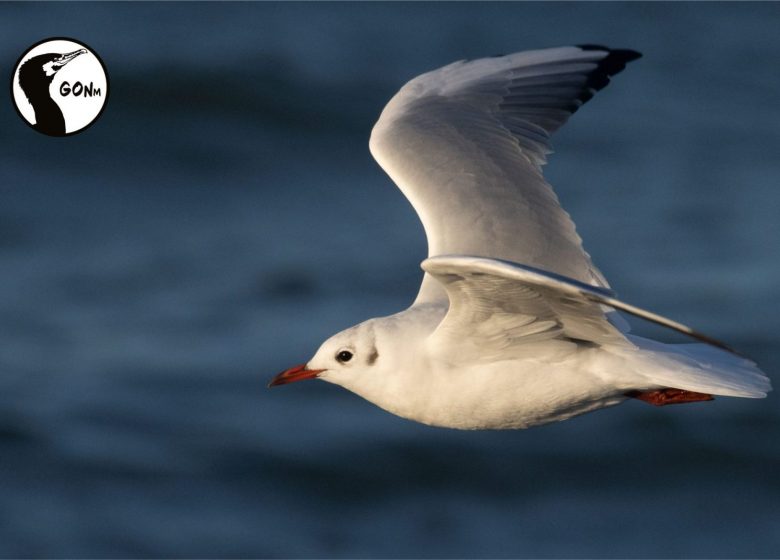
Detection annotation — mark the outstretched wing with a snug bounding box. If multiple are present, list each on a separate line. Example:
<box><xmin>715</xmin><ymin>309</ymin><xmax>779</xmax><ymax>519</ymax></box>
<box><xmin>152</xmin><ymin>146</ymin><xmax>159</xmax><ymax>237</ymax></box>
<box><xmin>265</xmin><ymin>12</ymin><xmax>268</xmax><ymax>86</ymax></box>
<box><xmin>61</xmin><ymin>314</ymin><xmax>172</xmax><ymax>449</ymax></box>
<box><xmin>369</xmin><ymin>45</ymin><xmax>641</xmax><ymax>305</ymax></box>
<box><xmin>422</xmin><ymin>256</ymin><xmax>739</xmax><ymax>362</ymax></box>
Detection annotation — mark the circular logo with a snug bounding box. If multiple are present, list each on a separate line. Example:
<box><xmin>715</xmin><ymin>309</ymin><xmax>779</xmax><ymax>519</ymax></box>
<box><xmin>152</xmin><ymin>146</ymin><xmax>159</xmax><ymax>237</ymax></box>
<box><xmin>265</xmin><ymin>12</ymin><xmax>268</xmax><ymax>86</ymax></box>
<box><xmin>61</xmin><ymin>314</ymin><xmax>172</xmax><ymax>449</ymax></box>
<box><xmin>11</xmin><ymin>37</ymin><xmax>109</xmax><ymax>137</ymax></box>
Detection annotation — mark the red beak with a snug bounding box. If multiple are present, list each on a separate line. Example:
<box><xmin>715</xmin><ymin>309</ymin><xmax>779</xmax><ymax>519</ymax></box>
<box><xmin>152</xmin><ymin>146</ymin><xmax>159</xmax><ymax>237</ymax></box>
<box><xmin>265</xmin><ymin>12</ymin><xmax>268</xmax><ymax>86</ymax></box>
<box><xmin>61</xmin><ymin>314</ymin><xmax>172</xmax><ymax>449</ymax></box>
<box><xmin>268</xmin><ymin>363</ymin><xmax>324</xmax><ymax>388</ymax></box>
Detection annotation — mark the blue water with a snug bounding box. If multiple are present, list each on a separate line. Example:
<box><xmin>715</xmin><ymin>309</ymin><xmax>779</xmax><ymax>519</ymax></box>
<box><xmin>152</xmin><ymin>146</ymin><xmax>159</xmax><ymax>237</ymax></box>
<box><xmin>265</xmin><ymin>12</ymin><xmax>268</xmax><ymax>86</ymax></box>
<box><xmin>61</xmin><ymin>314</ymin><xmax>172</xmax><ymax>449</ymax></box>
<box><xmin>1</xmin><ymin>3</ymin><xmax>780</xmax><ymax>557</ymax></box>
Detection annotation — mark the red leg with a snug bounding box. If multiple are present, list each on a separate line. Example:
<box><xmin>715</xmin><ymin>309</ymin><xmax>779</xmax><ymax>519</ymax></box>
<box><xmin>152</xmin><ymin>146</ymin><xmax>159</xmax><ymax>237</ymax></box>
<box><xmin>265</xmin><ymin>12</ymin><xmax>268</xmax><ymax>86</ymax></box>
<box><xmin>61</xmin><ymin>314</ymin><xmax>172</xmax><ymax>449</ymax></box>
<box><xmin>625</xmin><ymin>388</ymin><xmax>714</xmax><ymax>406</ymax></box>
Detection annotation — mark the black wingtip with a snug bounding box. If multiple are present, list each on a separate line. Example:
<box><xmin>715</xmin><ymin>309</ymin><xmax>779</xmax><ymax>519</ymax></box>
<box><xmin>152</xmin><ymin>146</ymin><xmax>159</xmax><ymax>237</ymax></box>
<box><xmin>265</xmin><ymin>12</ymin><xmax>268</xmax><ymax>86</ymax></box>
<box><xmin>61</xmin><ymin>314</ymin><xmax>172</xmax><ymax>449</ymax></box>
<box><xmin>577</xmin><ymin>45</ymin><xmax>643</xmax><ymax>72</ymax></box>
<box><xmin>577</xmin><ymin>44</ymin><xmax>642</xmax><ymax>60</ymax></box>
<box><xmin>569</xmin><ymin>45</ymin><xmax>642</xmax><ymax>106</ymax></box>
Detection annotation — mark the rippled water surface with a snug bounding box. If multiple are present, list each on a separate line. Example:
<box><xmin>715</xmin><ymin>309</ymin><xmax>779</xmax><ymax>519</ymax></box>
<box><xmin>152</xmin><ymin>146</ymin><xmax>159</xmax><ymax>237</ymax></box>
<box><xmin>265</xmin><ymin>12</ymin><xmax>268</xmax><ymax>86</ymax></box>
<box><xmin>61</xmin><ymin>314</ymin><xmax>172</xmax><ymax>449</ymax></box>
<box><xmin>1</xmin><ymin>3</ymin><xmax>779</xmax><ymax>557</ymax></box>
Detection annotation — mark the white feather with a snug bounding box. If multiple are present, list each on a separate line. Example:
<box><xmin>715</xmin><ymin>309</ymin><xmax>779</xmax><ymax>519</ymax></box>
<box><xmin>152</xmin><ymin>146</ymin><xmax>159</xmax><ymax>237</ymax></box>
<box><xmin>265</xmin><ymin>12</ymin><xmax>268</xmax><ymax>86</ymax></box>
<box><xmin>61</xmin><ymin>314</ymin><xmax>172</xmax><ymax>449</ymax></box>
<box><xmin>369</xmin><ymin>46</ymin><xmax>633</xmax><ymax>304</ymax></box>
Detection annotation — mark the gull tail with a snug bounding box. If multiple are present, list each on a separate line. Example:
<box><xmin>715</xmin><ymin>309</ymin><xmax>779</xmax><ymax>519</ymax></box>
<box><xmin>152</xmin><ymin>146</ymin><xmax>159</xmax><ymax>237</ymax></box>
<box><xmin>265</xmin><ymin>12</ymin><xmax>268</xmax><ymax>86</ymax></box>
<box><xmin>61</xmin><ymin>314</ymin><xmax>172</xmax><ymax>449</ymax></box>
<box><xmin>623</xmin><ymin>335</ymin><xmax>771</xmax><ymax>399</ymax></box>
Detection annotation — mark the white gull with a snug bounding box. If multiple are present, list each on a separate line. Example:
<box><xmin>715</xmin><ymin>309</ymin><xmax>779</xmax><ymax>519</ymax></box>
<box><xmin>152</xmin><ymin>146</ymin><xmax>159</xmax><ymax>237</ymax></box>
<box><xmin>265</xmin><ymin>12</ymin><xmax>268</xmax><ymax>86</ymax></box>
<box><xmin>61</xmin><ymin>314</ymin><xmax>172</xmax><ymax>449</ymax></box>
<box><xmin>270</xmin><ymin>45</ymin><xmax>770</xmax><ymax>430</ymax></box>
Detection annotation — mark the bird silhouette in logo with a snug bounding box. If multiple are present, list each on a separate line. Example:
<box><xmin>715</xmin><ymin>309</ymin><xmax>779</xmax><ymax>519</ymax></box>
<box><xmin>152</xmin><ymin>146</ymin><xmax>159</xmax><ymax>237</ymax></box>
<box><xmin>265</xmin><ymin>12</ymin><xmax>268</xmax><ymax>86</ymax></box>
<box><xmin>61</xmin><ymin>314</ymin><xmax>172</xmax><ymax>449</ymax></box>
<box><xmin>17</xmin><ymin>49</ymin><xmax>86</xmax><ymax>136</ymax></box>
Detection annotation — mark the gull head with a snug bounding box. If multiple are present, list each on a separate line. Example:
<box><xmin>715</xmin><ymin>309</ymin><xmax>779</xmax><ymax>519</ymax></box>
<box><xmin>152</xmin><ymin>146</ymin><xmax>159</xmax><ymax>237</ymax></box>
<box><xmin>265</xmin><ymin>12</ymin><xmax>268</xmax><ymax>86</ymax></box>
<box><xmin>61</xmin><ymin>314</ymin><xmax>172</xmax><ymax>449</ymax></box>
<box><xmin>268</xmin><ymin>307</ymin><xmax>444</xmax><ymax>421</ymax></box>
<box><xmin>269</xmin><ymin>318</ymin><xmax>388</xmax><ymax>392</ymax></box>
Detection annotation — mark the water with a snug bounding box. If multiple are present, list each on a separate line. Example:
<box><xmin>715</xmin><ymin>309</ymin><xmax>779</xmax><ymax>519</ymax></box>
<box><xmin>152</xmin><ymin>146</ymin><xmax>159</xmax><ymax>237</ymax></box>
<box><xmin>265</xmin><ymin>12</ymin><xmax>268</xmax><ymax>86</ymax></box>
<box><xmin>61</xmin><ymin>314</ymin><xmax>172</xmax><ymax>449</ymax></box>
<box><xmin>1</xmin><ymin>3</ymin><xmax>779</xmax><ymax>557</ymax></box>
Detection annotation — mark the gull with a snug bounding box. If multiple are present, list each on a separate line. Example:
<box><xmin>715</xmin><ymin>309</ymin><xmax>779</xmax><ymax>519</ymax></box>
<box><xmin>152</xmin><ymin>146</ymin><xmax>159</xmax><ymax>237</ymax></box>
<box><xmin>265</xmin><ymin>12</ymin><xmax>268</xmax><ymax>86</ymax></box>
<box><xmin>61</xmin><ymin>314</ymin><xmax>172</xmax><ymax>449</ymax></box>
<box><xmin>269</xmin><ymin>45</ymin><xmax>770</xmax><ymax>430</ymax></box>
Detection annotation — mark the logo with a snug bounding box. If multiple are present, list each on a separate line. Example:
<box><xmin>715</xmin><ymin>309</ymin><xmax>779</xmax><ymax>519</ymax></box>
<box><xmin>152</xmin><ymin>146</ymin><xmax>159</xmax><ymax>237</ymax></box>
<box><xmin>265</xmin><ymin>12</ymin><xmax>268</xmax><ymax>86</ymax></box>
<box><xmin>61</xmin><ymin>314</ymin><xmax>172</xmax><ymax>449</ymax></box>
<box><xmin>11</xmin><ymin>37</ymin><xmax>109</xmax><ymax>137</ymax></box>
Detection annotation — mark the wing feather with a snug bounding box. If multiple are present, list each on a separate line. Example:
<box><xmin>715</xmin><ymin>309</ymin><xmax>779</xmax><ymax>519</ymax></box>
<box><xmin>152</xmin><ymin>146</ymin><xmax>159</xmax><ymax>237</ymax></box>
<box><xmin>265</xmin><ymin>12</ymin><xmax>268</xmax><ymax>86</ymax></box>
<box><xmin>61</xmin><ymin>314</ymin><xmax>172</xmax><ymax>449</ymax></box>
<box><xmin>422</xmin><ymin>256</ymin><xmax>741</xmax><ymax>360</ymax></box>
<box><xmin>369</xmin><ymin>46</ymin><xmax>641</xmax><ymax>305</ymax></box>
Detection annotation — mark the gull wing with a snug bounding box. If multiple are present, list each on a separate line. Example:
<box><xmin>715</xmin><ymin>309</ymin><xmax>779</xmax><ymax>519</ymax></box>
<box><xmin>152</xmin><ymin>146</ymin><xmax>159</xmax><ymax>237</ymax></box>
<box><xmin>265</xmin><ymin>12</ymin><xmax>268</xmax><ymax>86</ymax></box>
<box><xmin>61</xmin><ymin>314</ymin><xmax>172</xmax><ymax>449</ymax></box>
<box><xmin>369</xmin><ymin>45</ymin><xmax>641</xmax><ymax>305</ymax></box>
<box><xmin>422</xmin><ymin>256</ymin><xmax>739</xmax><ymax>360</ymax></box>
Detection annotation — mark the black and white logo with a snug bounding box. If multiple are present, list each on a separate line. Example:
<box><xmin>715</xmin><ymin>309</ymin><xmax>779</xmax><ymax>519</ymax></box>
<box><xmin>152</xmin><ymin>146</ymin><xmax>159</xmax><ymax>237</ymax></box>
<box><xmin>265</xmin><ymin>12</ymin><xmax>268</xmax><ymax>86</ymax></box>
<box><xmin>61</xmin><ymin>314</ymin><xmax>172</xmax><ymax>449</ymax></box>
<box><xmin>11</xmin><ymin>37</ymin><xmax>109</xmax><ymax>137</ymax></box>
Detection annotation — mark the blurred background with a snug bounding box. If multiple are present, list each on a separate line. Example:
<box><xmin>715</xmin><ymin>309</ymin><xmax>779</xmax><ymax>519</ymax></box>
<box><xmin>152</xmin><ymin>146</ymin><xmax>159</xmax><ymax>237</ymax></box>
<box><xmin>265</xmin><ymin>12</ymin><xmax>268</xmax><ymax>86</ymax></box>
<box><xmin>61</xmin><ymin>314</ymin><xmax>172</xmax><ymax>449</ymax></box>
<box><xmin>1</xmin><ymin>2</ymin><xmax>779</xmax><ymax>557</ymax></box>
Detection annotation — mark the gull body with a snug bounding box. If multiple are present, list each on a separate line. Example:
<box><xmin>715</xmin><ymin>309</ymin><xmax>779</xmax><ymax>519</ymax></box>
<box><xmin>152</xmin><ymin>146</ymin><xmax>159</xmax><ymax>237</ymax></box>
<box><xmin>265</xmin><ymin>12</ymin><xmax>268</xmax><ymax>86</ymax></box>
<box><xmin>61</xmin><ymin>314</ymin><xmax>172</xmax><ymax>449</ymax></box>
<box><xmin>307</xmin><ymin>305</ymin><xmax>629</xmax><ymax>430</ymax></box>
<box><xmin>271</xmin><ymin>46</ymin><xmax>771</xmax><ymax>430</ymax></box>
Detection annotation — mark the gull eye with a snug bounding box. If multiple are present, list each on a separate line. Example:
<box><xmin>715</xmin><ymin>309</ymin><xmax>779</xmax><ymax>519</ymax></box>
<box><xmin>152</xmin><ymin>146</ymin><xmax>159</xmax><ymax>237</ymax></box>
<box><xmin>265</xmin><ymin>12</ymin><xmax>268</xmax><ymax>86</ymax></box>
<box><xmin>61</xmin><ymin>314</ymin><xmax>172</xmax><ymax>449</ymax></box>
<box><xmin>336</xmin><ymin>350</ymin><xmax>353</xmax><ymax>363</ymax></box>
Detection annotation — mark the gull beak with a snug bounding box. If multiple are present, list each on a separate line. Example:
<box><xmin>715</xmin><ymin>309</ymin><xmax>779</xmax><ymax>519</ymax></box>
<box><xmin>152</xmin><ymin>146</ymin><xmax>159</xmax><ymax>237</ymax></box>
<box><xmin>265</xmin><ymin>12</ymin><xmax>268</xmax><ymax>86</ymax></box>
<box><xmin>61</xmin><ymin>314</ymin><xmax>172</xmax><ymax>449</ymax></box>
<box><xmin>268</xmin><ymin>363</ymin><xmax>324</xmax><ymax>388</ymax></box>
